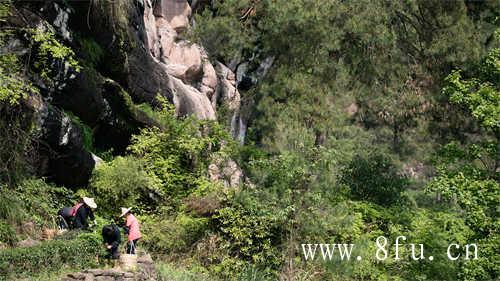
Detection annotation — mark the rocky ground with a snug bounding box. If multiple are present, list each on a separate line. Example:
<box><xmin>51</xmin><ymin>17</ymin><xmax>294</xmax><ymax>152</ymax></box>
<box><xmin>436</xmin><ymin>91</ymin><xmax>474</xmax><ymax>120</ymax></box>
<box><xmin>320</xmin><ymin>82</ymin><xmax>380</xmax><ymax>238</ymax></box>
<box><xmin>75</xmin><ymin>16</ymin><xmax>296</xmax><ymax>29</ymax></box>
<box><xmin>61</xmin><ymin>254</ymin><xmax>156</xmax><ymax>281</ymax></box>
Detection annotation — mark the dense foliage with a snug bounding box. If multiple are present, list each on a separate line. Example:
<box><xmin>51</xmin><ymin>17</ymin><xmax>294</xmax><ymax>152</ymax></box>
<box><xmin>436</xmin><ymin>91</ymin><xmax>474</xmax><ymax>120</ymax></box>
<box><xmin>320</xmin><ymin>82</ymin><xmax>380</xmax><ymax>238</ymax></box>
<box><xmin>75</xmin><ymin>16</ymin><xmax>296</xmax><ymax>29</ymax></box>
<box><xmin>341</xmin><ymin>153</ymin><xmax>409</xmax><ymax>206</ymax></box>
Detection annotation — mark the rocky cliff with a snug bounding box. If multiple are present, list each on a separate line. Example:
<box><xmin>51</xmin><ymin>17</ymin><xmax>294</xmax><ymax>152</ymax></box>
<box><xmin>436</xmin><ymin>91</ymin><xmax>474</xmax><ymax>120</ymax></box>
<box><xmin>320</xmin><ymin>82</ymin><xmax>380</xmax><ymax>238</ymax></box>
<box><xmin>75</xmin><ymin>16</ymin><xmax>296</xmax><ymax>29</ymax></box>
<box><xmin>2</xmin><ymin>0</ymin><xmax>244</xmax><ymax>188</ymax></box>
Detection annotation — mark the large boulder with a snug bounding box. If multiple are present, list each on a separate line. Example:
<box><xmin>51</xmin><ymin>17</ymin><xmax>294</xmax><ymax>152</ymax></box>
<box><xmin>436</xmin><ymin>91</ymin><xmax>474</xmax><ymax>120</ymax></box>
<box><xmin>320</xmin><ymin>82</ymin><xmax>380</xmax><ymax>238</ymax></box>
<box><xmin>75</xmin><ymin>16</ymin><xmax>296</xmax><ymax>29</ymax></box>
<box><xmin>52</xmin><ymin>68</ymin><xmax>107</xmax><ymax>127</ymax></box>
<box><xmin>153</xmin><ymin>0</ymin><xmax>192</xmax><ymax>33</ymax></box>
<box><xmin>215</xmin><ymin>62</ymin><xmax>240</xmax><ymax>112</ymax></box>
<box><xmin>200</xmin><ymin>51</ymin><xmax>218</xmax><ymax>99</ymax></box>
<box><xmin>156</xmin><ymin>17</ymin><xmax>176</xmax><ymax>61</ymax></box>
<box><xmin>127</xmin><ymin>45</ymin><xmax>175</xmax><ymax>105</ymax></box>
<box><xmin>94</xmin><ymin>79</ymin><xmax>159</xmax><ymax>154</ymax></box>
<box><xmin>153</xmin><ymin>15</ymin><xmax>204</xmax><ymax>83</ymax></box>
<box><xmin>170</xmin><ymin>76</ymin><xmax>216</xmax><ymax>120</ymax></box>
<box><xmin>54</xmin><ymin>68</ymin><xmax>158</xmax><ymax>155</ymax></box>
<box><xmin>25</xmin><ymin>93</ymin><xmax>95</xmax><ymax>188</ymax></box>
<box><xmin>208</xmin><ymin>159</ymin><xmax>243</xmax><ymax>187</ymax></box>
<box><xmin>163</xmin><ymin>41</ymin><xmax>203</xmax><ymax>80</ymax></box>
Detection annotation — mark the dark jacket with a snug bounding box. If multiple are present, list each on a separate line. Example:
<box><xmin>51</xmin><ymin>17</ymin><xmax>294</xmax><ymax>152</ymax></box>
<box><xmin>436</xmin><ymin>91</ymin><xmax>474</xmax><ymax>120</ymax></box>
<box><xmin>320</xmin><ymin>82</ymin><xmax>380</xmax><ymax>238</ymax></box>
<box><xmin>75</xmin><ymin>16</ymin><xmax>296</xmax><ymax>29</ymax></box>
<box><xmin>102</xmin><ymin>225</ymin><xmax>121</xmax><ymax>249</ymax></box>
<box><xmin>102</xmin><ymin>224</ymin><xmax>121</xmax><ymax>259</ymax></box>
<box><xmin>73</xmin><ymin>204</ymin><xmax>95</xmax><ymax>229</ymax></box>
<box><xmin>58</xmin><ymin>207</ymin><xmax>73</xmax><ymax>219</ymax></box>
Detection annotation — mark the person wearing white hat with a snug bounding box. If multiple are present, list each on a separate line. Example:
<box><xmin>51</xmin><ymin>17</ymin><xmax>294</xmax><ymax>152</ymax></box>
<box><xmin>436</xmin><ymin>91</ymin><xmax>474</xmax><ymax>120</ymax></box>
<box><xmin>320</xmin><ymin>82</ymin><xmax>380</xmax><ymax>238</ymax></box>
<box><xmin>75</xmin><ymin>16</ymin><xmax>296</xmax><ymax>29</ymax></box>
<box><xmin>73</xmin><ymin>197</ymin><xmax>97</xmax><ymax>229</ymax></box>
<box><xmin>119</xmin><ymin>207</ymin><xmax>141</xmax><ymax>254</ymax></box>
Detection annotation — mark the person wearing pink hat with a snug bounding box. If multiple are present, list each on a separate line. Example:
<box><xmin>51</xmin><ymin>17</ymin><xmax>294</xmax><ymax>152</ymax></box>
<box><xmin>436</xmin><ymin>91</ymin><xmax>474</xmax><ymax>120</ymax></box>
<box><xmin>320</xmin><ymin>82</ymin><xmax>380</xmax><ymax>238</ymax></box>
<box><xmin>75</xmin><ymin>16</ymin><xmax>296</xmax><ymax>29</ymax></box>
<box><xmin>120</xmin><ymin>207</ymin><xmax>141</xmax><ymax>254</ymax></box>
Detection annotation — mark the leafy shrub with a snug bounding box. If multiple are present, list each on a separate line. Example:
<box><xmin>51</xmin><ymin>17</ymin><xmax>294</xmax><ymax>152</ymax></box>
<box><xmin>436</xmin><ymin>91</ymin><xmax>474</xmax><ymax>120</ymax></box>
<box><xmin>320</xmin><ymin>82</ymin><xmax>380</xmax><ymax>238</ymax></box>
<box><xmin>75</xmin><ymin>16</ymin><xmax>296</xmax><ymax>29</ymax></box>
<box><xmin>214</xmin><ymin>201</ymin><xmax>282</xmax><ymax>268</ymax></box>
<box><xmin>14</xmin><ymin>178</ymin><xmax>73</xmax><ymax>226</ymax></box>
<box><xmin>0</xmin><ymin>179</ymin><xmax>72</xmax><ymax>246</ymax></box>
<box><xmin>458</xmin><ymin>233</ymin><xmax>499</xmax><ymax>281</ymax></box>
<box><xmin>129</xmin><ymin>102</ymin><xmax>234</xmax><ymax>205</ymax></box>
<box><xmin>443</xmin><ymin>48</ymin><xmax>499</xmax><ymax>131</ymax></box>
<box><xmin>0</xmin><ymin>233</ymin><xmax>102</xmax><ymax>279</ymax></box>
<box><xmin>0</xmin><ymin>191</ymin><xmax>25</xmax><ymax>225</ymax></box>
<box><xmin>426</xmin><ymin>50</ymin><xmax>500</xmax><ymax>280</ymax></box>
<box><xmin>0</xmin><ymin>220</ymin><xmax>17</xmax><ymax>246</ymax></box>
<box><xmin>426</xmin><ymin>171</ymin><xmax>499</xmax><ymax>280</ymax></box>
<box><xmin>31</xmin><ymin>27</ymin><xmax>80</xmax><ymax>81</ymax></box>
<box><xmin>235</xmin><ymin>265</ymin><xmax>275</xmax><ymax>281</ymax></box>
<box><xmin>340</xmin><ymin>153</ymin><xmax>409</xmax><ymax>206</ymax></box>
<box><xmin>141</xmin><ymin>213</ymin><xmax>209</xmax><ymax>254</ymax></box>
<box><xmin>0</xmin><ymin>3</ymin><xmax>38</xmax><ymax>105</ymax></box>
<box><xmin>399</xmin><ymin>211</ymin><xmax>470</xmax><ymax>281</ymax></box>
<box><xmin>0</xmin><ymin>54</ymin><xmax>36</xmax><ymax>105</ymax></box>
<box><xmin>90</xmin><ymin>156</ymin><xmax>162</xmax><ymax>216</ymax></box>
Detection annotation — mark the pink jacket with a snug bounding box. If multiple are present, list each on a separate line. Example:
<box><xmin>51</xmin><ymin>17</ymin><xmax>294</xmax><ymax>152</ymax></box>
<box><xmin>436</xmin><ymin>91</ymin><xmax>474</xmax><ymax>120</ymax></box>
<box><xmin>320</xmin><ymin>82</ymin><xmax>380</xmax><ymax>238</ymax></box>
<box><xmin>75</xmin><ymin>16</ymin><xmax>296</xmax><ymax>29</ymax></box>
<box><xmin>125</xmin><ymin>214</ymin><xmax>142</xmax><ymax>241</ymax></box>
<box><xmin>71</xmin><ymin>203</ymin><xmax>83</xmax><ymax>217</ymax></box>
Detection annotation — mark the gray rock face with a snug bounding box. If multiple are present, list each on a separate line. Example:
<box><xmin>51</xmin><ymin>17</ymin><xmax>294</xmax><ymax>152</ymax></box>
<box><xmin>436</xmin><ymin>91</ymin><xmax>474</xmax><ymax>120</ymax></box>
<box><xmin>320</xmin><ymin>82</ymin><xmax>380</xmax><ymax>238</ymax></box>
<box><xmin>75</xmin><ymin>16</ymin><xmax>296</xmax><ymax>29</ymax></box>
<box><xmin>153</xmin><ymin>0</ymin><xmax>192</xmax><ymax>33</ymax></box>
<box><xmin>170</xmin><ymin>75</ymin><xmax>216</xmax><ymax>119</ymax></box>
<box><xmin>1</xmin><ymin>4</ymin><xmax>89</xmax><ymax>188</ymax></box>
<box><xmin>142</xmin><ymin>0</ymin><xmax>216</xmax><ymax>120</ymax></box>
<box><xmin>200</xmin><ymin>52</ymin><xmax>218</xmax><ymax>98</ymax></box>
<box><xmin>53</xmin><ymin>68</ymin><xmax>107</xmax><ymax>127</ymax></box>
<box><xmin>3</xmin><ymin>0</ymin><xmax>246</xmax><ymax>187</ymax></box>
<box><xmin>214</xmin><ymin>62</ymin><xmax>244</xmax><ymax>142</ymax></box>
<box><xmin>25</xmin><ymin>93</ymin><xmax>95</xmax><ymax>188</ymax></box>
<box><xmin>208</xmin><ymin>159</ymin><xmax>243</xmax><ymax>187</ymax></box>
<box><xmin>94</xmin><ymin>79</ymin><xmax>160</xmax><ymax>154</ymax></box>
<box><xmin>67</xmin><ymin>0</ymin><xmax>242</xmax><ymax>124</ymax></box>
<box><xmin>52</xmin><ymin>3</ymin><xmax>72</xmax><ymax>41</ymax></box>
<box><xmin>2</xmin><ymin>3</ymin><xmax>159</xmax><ymax>186</ymax></box>
<box><xmin>123</xmin><ymin>42</ymin><xmax>175</xmax><ymax>106</ymax></box>
<box><xmin>54</xmin><ymin>67</ymin><xmax>159</xmax><ymax>154</ymax></box>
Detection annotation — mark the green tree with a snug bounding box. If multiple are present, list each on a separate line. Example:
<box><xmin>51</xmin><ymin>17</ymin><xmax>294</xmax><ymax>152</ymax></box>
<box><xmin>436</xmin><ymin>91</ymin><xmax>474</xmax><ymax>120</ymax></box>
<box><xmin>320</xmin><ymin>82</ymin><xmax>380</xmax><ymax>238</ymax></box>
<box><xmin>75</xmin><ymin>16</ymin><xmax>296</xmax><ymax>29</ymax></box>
<box><xmin>427</xmin><ymin>48</ymin><xmax>499</xmax><ymax>281</ymax></box>
<box><xmin>340</xmin><ymin>153</ymin><xmax>409</xmax><ymax>206</ymax></box>
<box><xmin>128</xmin><ymin>103</ymin><xmax>234</xmax><ymax>206</ymax></box>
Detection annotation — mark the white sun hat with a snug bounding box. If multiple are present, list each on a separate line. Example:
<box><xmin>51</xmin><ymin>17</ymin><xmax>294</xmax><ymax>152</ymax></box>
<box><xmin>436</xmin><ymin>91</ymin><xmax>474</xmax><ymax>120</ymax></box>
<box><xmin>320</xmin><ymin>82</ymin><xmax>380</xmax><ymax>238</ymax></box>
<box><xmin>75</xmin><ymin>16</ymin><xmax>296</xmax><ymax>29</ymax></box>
<box><xmin>83</xmin><ymin>197</ymin><xmax>97</xmax><ymax>209</ymax></box>
<box><xmin>120</xmin><ymin>207</ymin><xmax>132</xmax><ymax>217</ymax></box>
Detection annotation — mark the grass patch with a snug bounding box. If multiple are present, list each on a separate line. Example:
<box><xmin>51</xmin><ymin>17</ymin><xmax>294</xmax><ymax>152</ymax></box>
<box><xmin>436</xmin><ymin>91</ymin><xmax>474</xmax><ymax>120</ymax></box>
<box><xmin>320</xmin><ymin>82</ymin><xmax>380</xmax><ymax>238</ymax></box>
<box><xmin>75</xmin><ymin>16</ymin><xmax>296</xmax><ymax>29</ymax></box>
<box><xmin>156</xmin><ymin>262</ymin><xmax>213</xmax><ymax>281</ymax></box>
